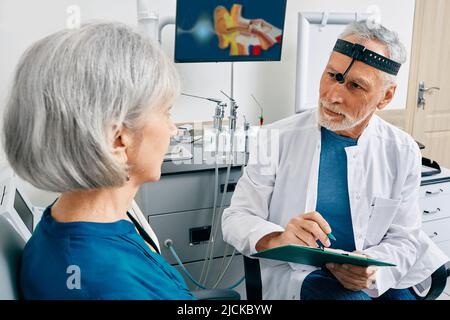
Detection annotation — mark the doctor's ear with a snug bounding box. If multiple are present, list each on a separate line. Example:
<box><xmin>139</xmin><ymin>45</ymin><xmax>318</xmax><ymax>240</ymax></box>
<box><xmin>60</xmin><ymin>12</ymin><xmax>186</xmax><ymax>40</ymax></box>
<box><xmin>110</xmin><ymin>124</ymin><xmax>133</xmax><ymax>165</ymax></box>
<box><xmin>376</xmin><ymin>84</ymin><xmax>397</xmax><ymax>111</ymax></box>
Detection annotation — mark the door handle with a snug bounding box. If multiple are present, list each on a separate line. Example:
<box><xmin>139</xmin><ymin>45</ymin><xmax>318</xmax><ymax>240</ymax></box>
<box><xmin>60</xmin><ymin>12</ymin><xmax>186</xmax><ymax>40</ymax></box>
<box><xmin>418</xmin><ymin>81</ymin><xmax>440</xmax><ymax>109</ymax></box>
<box><xmin>428</xmin><ymin>231</ymin><xmax>438</xmax><ymax>239</ymax></box>
<box><xmin>423</xmin><ymin>208</ymin><xmax>441</xmax><ymax>215</ymax></box>
<box><xmin>425</xmin><ymin>188</ymin><xmax>444</xmax><ymax>196</ymax></box>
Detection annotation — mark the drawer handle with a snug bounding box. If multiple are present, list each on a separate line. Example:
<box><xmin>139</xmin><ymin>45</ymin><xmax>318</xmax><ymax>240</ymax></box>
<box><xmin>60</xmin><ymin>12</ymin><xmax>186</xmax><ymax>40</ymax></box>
<box><xmin>423</xmin><ymin>208</ymin><xmax>441</xmax><ymax>215</ymax></box>
<box><xmin>428</xmin><ymin>232</ymin><xmax>438</xmax><ymax>239</ymax></box>
<box><xmin>425</xmin><ymin>189</ymin><xmax>444</xmax><ymax>196</ymax></box>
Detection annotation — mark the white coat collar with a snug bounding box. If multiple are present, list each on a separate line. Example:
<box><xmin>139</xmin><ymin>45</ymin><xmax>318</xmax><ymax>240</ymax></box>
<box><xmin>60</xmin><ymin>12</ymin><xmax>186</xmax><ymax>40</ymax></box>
<box><xmin>312</xmin><ymin>109</ymin><xmax>379</xmax><ymax>147</ymax></box>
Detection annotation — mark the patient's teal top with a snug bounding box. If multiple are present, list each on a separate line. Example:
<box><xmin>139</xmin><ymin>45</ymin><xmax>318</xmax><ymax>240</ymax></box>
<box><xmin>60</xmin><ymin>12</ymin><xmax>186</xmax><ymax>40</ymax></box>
<box><xmin>20</xmin><ymin>206</ymin><xmax>195</xmax><ymax>300</ymax></box>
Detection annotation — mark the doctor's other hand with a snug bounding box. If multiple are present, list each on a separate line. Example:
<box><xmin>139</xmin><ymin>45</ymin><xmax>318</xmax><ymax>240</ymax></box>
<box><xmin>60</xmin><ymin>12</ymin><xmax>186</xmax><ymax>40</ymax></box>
<box><xmin>325</xmin><ymin>259</ymin><xmax>378</xmax><ymax>291</ymax></box>
<box><xmin>255</xmin><ymin>211</ymin><xmax>332</xmax><ymax>251</ymax></box>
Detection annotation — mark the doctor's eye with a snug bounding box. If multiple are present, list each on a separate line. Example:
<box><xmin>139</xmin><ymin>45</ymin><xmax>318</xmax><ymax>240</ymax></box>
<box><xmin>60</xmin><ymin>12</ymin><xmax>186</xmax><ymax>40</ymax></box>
<box><xmin>327</xmin><ymin>72</ymin><xmax>336</xmax><ymax>79</ymax></box>
<box><xmin>349</xmin><ymin>82</ymin><xmax>362</xmax><ymax>90</ymax></box>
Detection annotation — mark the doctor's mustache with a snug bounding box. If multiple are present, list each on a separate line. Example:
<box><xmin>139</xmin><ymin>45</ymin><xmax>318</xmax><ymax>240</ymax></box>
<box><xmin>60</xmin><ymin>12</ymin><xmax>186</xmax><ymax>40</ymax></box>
<box><xmin>319</xmin><ymin>100</ymin><xmax>348</xmax><ymax>118</ymax></box>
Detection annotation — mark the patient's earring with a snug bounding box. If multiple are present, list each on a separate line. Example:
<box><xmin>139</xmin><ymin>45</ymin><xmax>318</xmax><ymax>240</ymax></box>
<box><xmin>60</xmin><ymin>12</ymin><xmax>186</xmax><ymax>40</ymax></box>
<box><xmin>125</xmin><ymin>166</ymin><xmax>130</xmax><ymax>182</ymax></box>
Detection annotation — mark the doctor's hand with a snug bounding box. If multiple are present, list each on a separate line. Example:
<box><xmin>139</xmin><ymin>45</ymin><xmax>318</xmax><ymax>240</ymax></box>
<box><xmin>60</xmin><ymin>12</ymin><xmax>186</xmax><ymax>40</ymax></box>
<box><xmin>256</xmin><ymin>211</ymin><xmax>332</xmax><ymax>251</ymax></box>
<box><xmin>326</xmin><ymin>259</ymin><xmax>378</xmax><ymax>291</ymax></box>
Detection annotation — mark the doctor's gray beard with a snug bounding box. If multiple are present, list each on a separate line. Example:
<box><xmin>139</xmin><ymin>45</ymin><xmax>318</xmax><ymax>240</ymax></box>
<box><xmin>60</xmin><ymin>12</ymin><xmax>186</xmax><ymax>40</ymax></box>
<box><xmin>317</xmin><ymin>100</ymin><xmax>372</xmax><ymax>131</ymax></box>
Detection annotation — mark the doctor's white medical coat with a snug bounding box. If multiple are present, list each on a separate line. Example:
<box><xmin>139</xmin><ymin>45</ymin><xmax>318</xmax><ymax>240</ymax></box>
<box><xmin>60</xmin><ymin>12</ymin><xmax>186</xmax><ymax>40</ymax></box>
<box><xmin>222</xmin><ymin>109</ymin><xmax>449</xmax><ymax>299</ymax></box>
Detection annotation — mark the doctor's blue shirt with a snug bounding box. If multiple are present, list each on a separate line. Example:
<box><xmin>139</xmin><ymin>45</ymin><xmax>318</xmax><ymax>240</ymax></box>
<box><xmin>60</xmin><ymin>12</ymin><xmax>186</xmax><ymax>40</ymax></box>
<box><xmin>316</xmin><ymin>126</ymin><xmax>357</xmax><ymax>252</ymax></box>
<box><xmin>20</xmin><ymin>206</ymin><xmax>195</xmax><ymax>300</ymax></box>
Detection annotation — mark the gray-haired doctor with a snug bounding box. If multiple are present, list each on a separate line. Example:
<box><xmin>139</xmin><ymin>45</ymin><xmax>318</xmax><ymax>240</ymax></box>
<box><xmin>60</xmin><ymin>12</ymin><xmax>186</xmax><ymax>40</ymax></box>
<box><xmin>222</xmin><ymin>20</ymin><xmax>449</xmax><ymax>300</ymax></box>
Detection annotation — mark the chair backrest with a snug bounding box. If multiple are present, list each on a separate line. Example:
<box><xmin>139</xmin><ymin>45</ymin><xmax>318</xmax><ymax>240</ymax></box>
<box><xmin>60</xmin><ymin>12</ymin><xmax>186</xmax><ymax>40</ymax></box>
<box><xmin>243</xmin><ymin>256</ymin><xmax>263</xmax><ymax>300</ymax></box>
<box><xmin>0</xmin><ymin>214</ymin><xmax>26</xmax><ymax>299</ymax></box>
<box><xmin>409</xmin><ymin>264</ymin><xmax>449</xmax><ymax>300</ymax></box>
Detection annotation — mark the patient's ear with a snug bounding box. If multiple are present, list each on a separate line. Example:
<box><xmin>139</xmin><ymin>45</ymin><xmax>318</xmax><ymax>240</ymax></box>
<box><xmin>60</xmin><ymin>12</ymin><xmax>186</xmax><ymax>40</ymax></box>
<box><xmin>110</xmin><ymin>124</ymin><xmax>132</xmax><ymax>165</ymax></box>
<box><xmin>377</xmin><ymin>84</ymin><xmax>397</xmax><ymax>111</ymax></box>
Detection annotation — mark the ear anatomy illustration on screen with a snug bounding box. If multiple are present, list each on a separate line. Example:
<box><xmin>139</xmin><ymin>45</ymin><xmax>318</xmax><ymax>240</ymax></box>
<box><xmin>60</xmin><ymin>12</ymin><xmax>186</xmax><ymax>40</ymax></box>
<box><xmin>214</xmin><ymin>4</ymin><xmax>282</xmax><ymax>56</ymax></box>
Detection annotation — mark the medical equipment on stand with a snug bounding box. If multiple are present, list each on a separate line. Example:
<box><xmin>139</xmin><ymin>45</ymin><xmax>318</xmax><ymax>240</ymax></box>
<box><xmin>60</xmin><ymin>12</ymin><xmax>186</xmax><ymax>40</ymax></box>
<box><xmin>211</xmin><ymin>117</ymin><xmax>251</xmax><ymax>289</ymax></box>
<box><xmin>178</xmin><ymin>92</ymin><xmax>239</xmax><ymax>289</ymax></box>
<box><xmin>212</xmin><ymin>115</ymin><xmax>251</xmax><ymax>288</ymax></box>
<box><xmin>164</xmin><ymin>145</ymin><xmax>193</xmax><ymax>162</ymax></box>
<box><xmin>251</xmin><ymin>94</ymin><xmax>265</xmax><ymax>126</ymax></box>
<box><xmin>215</xmin><ymin>115</ymin><xmax>252</xmax><ymax>288</ymax></box>
<box><xmin>137</xmin><ymin>0</ymin><xmax>159</xmax><ymax>41</ymax></box>
<box><xmin>181</xmin><ymin>93</ymin><xmax>227</xmax><ymax>133</ymax></box>
<box><xmin>200</xmin><ymin>90</ymin><xmax>240</xmax><ymax>287</ymax></box>
<box><xmin>165</xmin><ymin>122</ymin><xmax>194</xmax><ymax>161</ymax></box>
<box><xmin>243</xmin><ymin>116</ymin><xmax>251</xmax><ymax>166</ymax></box>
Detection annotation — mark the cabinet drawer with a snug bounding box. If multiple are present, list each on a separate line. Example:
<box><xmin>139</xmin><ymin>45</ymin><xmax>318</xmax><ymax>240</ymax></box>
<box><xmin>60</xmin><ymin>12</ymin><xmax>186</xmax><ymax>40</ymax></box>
<box><xmin>422</xmin><ymin>218</ymin><xmax>450</xmax><ymax>243</ymax></box>
<box><xmin>148</xmin><ymin>208</ymin><xmax>230</xmax><ymax>265</ymax></box>
<box><xmin>420</xmin><ymin>194</ymin><xmax>450</xmax><ymax>222</ymax></box>
<box><xmin>136</xmin><ymin>167</ymin><xmax>242</xmax><ymax>215</ymax></box>
<box><xmin>420</xmin><ymin>183</ymin><xmax>450</xmax><ymax>199</ymax></box>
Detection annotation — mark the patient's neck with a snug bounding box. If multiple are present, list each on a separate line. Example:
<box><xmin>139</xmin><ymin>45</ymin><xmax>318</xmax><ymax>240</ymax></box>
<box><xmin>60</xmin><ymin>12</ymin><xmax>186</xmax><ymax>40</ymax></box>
<box><xmin>51</xmin><ymin>183</ymin><xmax>139</xmax><ymax>223</ymax></box>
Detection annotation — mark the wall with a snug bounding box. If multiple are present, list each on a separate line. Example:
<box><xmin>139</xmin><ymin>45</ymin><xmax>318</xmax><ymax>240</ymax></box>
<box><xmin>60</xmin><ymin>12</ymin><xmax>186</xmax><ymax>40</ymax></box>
<box><xmin>0</xmin><ymin>0</ymin><xmax>415</xmax><ymax>206</ymax></box>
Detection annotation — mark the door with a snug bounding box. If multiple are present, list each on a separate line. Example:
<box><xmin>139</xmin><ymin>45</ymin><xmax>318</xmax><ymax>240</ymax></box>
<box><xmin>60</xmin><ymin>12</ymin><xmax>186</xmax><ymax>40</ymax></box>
<box><xmin>406</xmin><ymin>0</ymin><xmax>450</xmax><ymax>167</ymax></box>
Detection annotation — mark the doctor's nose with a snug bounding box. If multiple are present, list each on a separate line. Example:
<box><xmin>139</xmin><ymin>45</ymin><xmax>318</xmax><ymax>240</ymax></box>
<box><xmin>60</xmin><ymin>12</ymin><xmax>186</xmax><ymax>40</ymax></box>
<box><xmin>323</xmin><ymin>82</ymin><xmax>345</xmax><ymax>105</ymax></box>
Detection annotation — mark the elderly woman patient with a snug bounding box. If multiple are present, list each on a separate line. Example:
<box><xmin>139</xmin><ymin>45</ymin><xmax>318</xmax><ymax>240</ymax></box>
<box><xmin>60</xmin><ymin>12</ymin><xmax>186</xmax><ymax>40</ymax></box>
<box><xmin>2</xmin><ymin>22</ymin><xmax>195</xmax><ymax>299</ymax></box>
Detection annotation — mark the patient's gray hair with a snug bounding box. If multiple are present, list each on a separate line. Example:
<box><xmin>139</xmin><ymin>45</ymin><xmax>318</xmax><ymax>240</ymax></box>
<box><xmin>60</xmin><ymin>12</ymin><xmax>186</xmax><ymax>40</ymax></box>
<box><xmin>2</xmin><ymin>22</ymin><xmax>180</xmax><ymax>192</ymax></box>
<box><xmin>339</xmin><ymin>20</ymin><xmax>407</xmax><ymax>86</ymax></box>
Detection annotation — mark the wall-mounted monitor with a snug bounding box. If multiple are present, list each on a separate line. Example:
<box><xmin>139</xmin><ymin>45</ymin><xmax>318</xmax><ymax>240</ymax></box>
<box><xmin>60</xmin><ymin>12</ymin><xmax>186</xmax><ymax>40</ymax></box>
<box><xmin>175</xmin><ymin>0</ymin><xmax>287</xmax><ymax>63</ymax></box>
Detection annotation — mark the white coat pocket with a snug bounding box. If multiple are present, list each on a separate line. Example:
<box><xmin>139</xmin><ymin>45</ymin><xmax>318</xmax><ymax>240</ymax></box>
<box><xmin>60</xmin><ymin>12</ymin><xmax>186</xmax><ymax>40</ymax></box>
<box><xmin>365</xmin><ymin>197</ymin><xmax>402</xmax><ymax>246</ymax></box>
